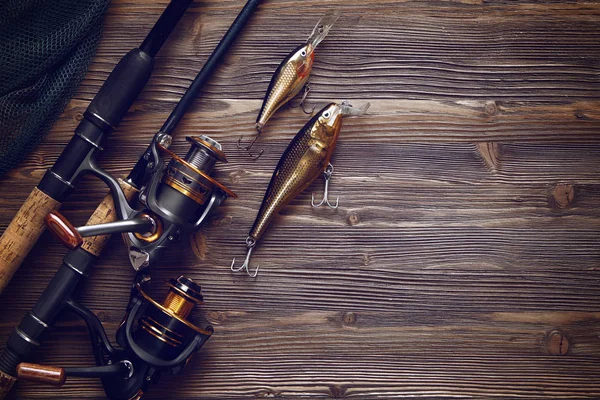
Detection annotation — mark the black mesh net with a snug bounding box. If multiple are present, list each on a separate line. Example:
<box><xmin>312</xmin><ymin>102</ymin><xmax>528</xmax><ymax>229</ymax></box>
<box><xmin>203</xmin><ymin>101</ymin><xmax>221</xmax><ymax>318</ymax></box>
<box><xmin>0</xmin><ymin>0</ymin><xmax>110</xmax><ymax>176</ymax></box>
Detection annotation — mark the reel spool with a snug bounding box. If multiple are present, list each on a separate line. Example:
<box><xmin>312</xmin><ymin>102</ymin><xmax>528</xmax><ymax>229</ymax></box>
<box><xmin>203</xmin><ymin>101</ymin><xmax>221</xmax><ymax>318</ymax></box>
<box><xmin>126</xmin><ymin>275</ymin><xmax>213</xmax><ymax>361</ymax></box>
<box><xmin>148</xmin><ymin>135</ymin><xmax>237</xmax><ymax>228</ymax></box>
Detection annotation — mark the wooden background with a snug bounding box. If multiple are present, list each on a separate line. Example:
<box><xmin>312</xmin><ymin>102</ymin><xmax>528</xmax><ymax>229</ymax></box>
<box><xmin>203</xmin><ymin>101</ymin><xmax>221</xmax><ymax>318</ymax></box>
<box><xmin>1</xmin><ymin>0</ymin><xmax>599</xmax><ymax>398</ymax></box>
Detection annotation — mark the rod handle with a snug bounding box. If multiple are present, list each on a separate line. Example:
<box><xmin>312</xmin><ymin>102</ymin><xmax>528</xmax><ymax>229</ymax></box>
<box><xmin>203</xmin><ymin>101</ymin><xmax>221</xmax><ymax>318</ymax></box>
<box><xmin>16</xmin><ymin>363</ymin><xmax>65</xmax><ymax>387</ymax></box>
<box><xmin>45</xmin><ymin>212</ymin><xmax>83</xmax><ymax>250</ymax></box>
<box><xmin>0</xmin><ymin>188</ymin><xmax>61</xmax><ymax>295</ymax></box>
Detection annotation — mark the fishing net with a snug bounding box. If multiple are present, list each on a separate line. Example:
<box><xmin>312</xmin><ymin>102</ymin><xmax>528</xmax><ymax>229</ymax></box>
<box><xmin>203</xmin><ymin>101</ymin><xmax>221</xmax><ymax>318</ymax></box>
<box><xmin>0</xmin><ymin>0</ymin><xmax>110</xmax><ymax>176</ymax></box>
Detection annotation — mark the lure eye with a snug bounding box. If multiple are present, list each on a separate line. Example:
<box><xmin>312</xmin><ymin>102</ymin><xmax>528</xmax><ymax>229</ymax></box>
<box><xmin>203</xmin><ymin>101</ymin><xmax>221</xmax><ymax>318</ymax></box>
<box><xmin>300</xmin><ymin>49</ymin><xmax>307</xmax><ymax>57</ymax></box>
<box><xmin>322</xmin><ymin>111</ymin><xmax>331</xmax><ymax>119</ymax></box>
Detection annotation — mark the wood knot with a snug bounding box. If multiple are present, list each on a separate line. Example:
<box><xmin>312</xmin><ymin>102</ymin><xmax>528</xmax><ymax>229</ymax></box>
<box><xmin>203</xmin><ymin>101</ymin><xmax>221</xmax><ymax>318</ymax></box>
<box><xmin>75</xmin><ymin>112</ymin><xmax>84</xmax><ymax>122</ymax></box>
<box><xmin>190</xmin><ymin>233</ymin><xmax>208</xmax><ymax>260</ymax></box>
<box><xmin>550</xmin><ymin>184</ymin><xmax>575</xmax><ymax>209</ymax></box>
<box><xmin>342</xmin><ymin>312</ymin><xmax>356</xmax><ymax>325</ymax></box>
<box><xmin>95</xmin><ymin>311</ymin><xmax>108</xmax><ymax>322</ymax></box>
<box><xmin>206</xmin><ymin>311</ymin><xmax>227</xmax><ymax>324</ymax></box>
<box><xmin>229</xmin><ymin>169</ymin><xmax>247</xmax><ymax>184</ymax></box>
<box><xmin>210</xmin><ymin>215</ymin><xmax>233</xmax><ymax>227</ymax></box>
<box><xmin>329</xmin><ymin>385</ymin><xmax>347</xmax><ymax>398</ymax></box>
<box><xmin>190</xmin><ymin>16</ymin><xmax>203</xmax><ymax>36</ymax></box>
<box><xmin>255</xmin><ymin>389</ymin><xmax>279</xmax><ymax>398</ymax></box>
<box><xmin>361</xmin><ymin>253</ymin><xmax>371</xmax><ymax>266</ymax></box>
<box><xmin>484</xmin><ymin>101</ymin><xmax>498</xmax><ymax>116</ymax></box>
<box><xmin>347</xmin><ymin>213</ymin><xmax>360</xmax><ymax>226</ymax></box>
<box><xmin>476</xmin><ymin>142</ymin><xmax>501</xmax><ymax>173</ymax></box>
<box><xmin>547</xmin><ymin>330</ymin><xmax>569</xmax><ymax>355</ymax></box>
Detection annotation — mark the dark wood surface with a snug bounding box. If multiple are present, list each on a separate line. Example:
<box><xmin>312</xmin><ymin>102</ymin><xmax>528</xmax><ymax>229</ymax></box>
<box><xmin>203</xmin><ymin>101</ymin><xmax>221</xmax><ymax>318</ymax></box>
<box><xmin>1</xmin><ymin>0</ymin><xmax>600</xmax><ymax>398</ymax></box>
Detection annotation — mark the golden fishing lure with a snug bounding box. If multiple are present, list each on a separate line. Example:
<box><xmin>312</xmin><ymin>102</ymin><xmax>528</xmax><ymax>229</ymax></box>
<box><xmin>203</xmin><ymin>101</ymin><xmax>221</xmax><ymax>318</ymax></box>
<box><xmin>238</xmin><ymin>11</ymin><xmax>340</xmax><ymax>156</ymax></box>
<box><xmin>231</xmin><ymin>101</ymin><xmax>369</xmax><ymax>277</ymax></box>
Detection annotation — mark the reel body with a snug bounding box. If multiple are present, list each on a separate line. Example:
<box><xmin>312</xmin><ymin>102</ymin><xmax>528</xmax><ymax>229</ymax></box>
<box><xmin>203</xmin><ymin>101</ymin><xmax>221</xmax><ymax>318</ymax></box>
<box><xmin>125</xmin><ymin>135</ymin><xmax>237</xmax><ymax>270</ymax></box>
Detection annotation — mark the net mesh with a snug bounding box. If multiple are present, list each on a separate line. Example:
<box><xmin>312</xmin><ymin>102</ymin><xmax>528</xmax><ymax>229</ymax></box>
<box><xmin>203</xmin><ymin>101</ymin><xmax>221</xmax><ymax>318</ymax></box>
<box><xmin>0</xmin><ymin>0</ymin><xmax>110</xmax><ymax>176</ymax></box>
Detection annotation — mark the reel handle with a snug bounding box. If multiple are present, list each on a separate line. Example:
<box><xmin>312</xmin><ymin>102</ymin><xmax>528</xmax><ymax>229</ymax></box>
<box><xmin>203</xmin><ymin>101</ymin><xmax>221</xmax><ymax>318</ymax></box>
<box><xmin>44</xmin><ymin>212</ymin><xmax>83</xmax><ymax>250</ymax></box>
<box><xmin>17</xmin><ymin>362</ymin><xmax>129</xmax><ymax>387</ymax></box>
<box><xmin>45</xmin><ymin>211</ymin><xmax>156</xmax><ymax>250</ymax></box>
<box><xmin>16</xmin><ymin>363</ymin><xmax>65</xmax><ymax>386</ymax></box>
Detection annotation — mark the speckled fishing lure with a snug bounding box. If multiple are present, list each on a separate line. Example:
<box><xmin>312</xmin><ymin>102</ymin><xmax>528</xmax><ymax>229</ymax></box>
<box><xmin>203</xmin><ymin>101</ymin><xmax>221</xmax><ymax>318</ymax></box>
<box><xmin>237</xmin><ymin>11</ymin><xmax>341</xmax><ymax>156</ymax></box>
<box><xmin>231</xmin><ymin>101</ymin><xmax>369</xmax><ymax>277</ymax></box>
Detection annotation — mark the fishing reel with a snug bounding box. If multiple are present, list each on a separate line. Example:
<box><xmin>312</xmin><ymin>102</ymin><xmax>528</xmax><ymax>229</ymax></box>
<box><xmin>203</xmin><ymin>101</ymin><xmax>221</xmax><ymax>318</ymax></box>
<box><xmin>45</xmin><ymin>133</ymin><xmax>236</xmax><ymax>270</ymax></box>
<box><xmin>16</xmin><ymin>275</ymin><xmax>212</xmax><ymax>400</ymax></box>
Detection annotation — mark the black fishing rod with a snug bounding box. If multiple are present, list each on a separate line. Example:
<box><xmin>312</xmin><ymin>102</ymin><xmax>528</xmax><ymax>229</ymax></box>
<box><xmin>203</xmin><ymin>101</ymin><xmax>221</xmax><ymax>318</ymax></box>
<box><xmin>0</xmin><ymin>0</ymin><xmax>194</xmax><ymax>296</ymax></box>
<box><xmin>0</xmin><ymin>1</ymin><xmax>261</xmax><ymax>399</ymax></box>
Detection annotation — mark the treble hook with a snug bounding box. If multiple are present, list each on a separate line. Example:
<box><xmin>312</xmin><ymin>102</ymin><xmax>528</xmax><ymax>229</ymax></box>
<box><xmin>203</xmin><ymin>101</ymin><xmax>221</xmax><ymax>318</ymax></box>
<box><xmin>230</xmin><ymin>237</ymin><xmax>259</xmax><ymax>277</ymax></box>
<box><xmin>236</xmin><ymin>133</ymin><xmax>265</xmax><ymax>160</ymax></box>
<box><xmin>289</xmin><ymin>84</ymin><xmax>315</xmax><ymax>115</ymax></box>
<box><xmin>311</xmin><ymin>163</ymin><xmax>339</xmax><ymax>209</ymax></box>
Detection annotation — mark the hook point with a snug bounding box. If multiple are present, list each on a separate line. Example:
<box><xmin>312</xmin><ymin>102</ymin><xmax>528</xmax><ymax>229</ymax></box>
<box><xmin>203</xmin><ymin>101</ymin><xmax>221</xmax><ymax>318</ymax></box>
<box><xmin>230</xmin><ymin>243</ymin><xmax>260</xmax><ymax>277</ymax></box>
<box><xmin>236</xmin><ymin>134</ymin><xmax>245</xmax><ymax>149</ymax></box>
<box><xmin>311</xmin><ymin>163</ymin><xmax>339</xmax><ymax>209</ymax></box>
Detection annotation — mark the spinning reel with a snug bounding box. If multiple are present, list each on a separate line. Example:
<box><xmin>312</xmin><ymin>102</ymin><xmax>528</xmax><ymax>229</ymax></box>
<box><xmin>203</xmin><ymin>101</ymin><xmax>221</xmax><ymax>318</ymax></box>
<box><xmin>46</xmin><ymin>133</ymin><xmax>236</xmax><ymax>270</ymax></box>
<box><xmin>16</xmin><ymin>275</ymin><xmax>212</xmax><ymax>400</ymax></box>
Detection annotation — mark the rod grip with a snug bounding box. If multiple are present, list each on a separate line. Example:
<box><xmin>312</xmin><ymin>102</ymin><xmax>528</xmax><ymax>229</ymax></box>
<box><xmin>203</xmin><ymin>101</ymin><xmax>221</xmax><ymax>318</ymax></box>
<box><xmin>0</xmin><ymin>188</ymin><xmax>61</xmax><ymax>295</ymax></box>
<box><xmin>16</xmin><ymin>363</ymin><xmax>65</xmax><ymax>386</ymax></box>
<box><xmin>80</xmin><ymin>179</ymin><xmax>138</xmax><ymax>257</ymax></box>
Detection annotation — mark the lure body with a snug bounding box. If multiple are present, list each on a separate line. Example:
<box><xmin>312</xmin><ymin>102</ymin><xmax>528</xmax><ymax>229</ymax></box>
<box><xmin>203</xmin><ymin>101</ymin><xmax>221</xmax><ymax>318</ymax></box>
<box><xmin>231</xmin><ymin>100</ymin><xmax>368</xmax><ymax>276</ymax></box>
<box><xmin>256</xmin><ymin>44</ymin><xmax>314</xmax><ymax>132</ymax></box>
<box><xmin>254</xmin><ymin>12</ymin><xmax>340</xmax><ymax>133</ymax></box>
<box><xmin>251</xmin><ymin>102</ymin><xmax>342</xmax><ymax>241</ymax></box>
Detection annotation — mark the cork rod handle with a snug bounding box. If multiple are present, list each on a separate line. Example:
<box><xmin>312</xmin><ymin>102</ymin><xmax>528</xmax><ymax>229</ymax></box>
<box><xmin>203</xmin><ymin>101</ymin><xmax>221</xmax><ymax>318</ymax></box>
<box><xmin>0</xmin><ymin>188</ymin><xmax>61</xmax><ymax>295</ymax></box>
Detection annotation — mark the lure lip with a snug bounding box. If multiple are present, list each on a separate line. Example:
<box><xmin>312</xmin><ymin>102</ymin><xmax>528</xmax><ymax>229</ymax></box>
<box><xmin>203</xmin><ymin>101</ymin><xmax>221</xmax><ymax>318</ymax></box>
<box><xmin>307</xmin><ymin>10</ymin><xmax>341</xmax><ymax>48</ymax></box>
<box><xmin>340</xmin><ymin>100</ymin><xmax>370</xmax><ymax>116</ymax></box>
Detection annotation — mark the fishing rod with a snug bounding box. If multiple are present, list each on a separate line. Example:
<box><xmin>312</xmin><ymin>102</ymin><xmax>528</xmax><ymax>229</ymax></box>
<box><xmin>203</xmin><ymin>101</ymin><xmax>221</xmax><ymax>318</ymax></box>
<box><xmin>0</xmin><ymin>1</ymin><xmax>261</xmax><ymax>398</ymax></box>
<box><xmin>0</xmin><ymin>0</ymin><xmax>194</xmax><ymax>296</ymax></box>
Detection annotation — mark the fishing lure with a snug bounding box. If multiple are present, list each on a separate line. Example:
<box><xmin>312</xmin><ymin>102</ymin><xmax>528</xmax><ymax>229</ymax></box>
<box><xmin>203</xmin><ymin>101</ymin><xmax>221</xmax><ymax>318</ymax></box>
<box><xmin>237</xmin><ymin>11</ymin><xmax>341</xmax><ymax>157</ymax></box>
<box><xmin>231</xmin><ymin>101</ymin><xmax>369</xmax><ymax>277</ymax></box>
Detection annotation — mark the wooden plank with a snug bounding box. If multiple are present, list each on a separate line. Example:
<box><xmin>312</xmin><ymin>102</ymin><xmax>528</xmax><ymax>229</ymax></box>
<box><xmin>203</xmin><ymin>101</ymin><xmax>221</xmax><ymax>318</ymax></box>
<box><xmin>72</xmin><ymin>1</ymin><xmax>600</xmax><ymax>103</ymax></box>
<box><xmin>0</xmin><ymin>0</ymin><xmax>599</xmax><ymax>398</ymax></box>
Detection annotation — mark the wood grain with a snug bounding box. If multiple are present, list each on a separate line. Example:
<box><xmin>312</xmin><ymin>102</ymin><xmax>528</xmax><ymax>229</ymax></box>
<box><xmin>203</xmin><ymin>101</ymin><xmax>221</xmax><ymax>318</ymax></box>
<box><xmin>0</xmin><ymin>0</ymin><xmax>599</xmax><ymax>399</ymax></box>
